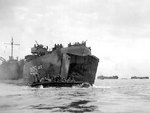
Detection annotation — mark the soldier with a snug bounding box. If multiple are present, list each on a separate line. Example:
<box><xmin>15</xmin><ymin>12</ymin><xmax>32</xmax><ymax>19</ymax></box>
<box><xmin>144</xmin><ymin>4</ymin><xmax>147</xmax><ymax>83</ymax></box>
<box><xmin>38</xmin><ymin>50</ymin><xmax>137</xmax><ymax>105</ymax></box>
<box><xmin>35</xmin><ymin>74</ymin><xmax>40</xmax><ymax>83</ymax></box>
<box><xmin>33</xmin><ymin>74</ymin><xmax>39</xmax><ymax>83</ymax></box>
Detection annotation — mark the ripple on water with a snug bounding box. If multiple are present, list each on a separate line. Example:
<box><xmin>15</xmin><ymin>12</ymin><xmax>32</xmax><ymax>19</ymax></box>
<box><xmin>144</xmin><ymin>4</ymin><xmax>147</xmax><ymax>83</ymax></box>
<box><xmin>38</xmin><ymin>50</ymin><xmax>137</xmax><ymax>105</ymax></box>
<box><xmin>1</xmin><ymin>80</ymin><xmax>150</xmax><ymax>113</ymax></box>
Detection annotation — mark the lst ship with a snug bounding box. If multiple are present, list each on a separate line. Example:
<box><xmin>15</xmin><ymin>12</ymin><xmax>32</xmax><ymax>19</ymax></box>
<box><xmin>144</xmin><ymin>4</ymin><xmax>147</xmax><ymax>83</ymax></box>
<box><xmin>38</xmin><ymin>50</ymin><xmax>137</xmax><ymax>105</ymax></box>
<box><xmin>23</xmin><ymin>41</ymin><xmax>99</xmax><ymax>87</ymax></box>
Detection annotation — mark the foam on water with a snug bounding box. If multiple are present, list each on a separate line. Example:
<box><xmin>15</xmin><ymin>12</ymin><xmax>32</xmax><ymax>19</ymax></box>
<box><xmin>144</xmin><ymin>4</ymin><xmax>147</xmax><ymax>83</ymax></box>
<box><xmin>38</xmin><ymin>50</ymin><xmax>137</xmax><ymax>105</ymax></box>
<box><xmin>93</xmin><ymin>84</ymin><xmax>111</xmax><ymax>89</ymax></box>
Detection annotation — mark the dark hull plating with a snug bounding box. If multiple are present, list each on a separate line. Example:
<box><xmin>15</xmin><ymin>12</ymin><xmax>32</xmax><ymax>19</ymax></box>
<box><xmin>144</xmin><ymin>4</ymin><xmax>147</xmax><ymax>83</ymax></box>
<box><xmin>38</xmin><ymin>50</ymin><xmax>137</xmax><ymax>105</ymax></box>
<box><xmin>30</xmin><ymin>82</ymin><xmax>83</xmax><ymax>88</ymax></box>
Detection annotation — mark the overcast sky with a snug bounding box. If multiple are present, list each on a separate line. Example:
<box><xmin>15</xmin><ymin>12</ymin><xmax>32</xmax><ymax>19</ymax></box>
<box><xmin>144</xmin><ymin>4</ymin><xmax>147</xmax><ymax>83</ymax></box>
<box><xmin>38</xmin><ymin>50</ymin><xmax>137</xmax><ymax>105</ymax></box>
<box><xmin>0</xmin><ymin>0</ymin><xmax>150</xmax><ymax>77</ymax></box>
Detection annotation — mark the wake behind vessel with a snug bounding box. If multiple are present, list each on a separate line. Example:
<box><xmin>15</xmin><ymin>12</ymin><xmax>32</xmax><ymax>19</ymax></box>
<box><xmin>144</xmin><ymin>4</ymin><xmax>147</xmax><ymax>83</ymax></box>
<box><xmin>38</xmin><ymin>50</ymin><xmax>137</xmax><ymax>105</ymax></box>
<box><xmin>23</xmin><ymin>41</ymin><xmax>99</xmax><ymax>87</ymax></box>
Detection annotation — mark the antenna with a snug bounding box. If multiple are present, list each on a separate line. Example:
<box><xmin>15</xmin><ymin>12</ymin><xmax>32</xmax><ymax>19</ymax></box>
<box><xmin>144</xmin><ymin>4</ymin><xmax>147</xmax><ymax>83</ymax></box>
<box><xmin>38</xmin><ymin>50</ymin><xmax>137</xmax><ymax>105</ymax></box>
<box><xmin>35</xmin><ymin>41</ymin><xmax>39</xmax><ymax>45</ymax></box>
<box><xmin>4</xmin><ymin>37</ymin><xmax>20</xmax><ymax>60</ymax></box>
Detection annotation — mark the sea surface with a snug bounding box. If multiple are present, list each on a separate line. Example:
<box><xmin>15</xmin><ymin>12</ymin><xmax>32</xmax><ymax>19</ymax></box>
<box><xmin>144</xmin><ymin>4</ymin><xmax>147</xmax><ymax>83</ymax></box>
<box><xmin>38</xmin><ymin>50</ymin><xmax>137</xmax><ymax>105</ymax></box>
<box><xmin>0</xmin><ymin>79</ymin><xmax>150</xmax><ymax>113</ymax></box>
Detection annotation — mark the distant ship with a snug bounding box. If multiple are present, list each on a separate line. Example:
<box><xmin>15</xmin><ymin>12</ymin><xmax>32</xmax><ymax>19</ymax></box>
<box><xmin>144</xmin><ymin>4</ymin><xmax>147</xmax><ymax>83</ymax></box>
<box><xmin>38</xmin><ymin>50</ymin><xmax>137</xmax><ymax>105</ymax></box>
<box><xmin>23</xmin><ymin>41</ymin><xmax>99</xmax><ymax>87</ymax></box>
<box><xmin>131</xmin><ymin>76</ymin><xmax>149</xmax><ymax>79</ymax></box>
<box><xmin>97</xmin><ymin>75</ymin><xmax>119</xmax><ymax>80</ymax></box>
<box><xmin>0</xmin><ymin>38</ymin><xmax>24</xmax><ymax>80</ymax></box>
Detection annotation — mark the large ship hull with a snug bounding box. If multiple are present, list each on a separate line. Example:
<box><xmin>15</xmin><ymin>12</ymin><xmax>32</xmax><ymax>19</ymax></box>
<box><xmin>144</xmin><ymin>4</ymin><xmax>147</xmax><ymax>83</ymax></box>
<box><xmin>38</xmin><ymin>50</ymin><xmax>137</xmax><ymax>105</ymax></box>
<box><xmin>23</xmin><ymin>50</ymin><xmax>62</xmax><ymax>84</ymax></box>
<box><xmin>0</xmin><ymin>60</ymin><xmax>24</xmax><ymax>80</ymax></box>
<box><xmin>23</xmin><ymin>46</ymin><xmax>99</xmax><ymax>86</ymax></box>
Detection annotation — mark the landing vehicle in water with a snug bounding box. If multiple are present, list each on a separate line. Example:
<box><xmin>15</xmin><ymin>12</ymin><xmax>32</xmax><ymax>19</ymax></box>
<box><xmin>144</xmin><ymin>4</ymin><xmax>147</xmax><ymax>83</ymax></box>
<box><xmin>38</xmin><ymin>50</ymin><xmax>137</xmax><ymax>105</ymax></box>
<box><xmin>23</xmin><ymin>41</ymin><xmax>99</xmax><ymax>87</ymax></box>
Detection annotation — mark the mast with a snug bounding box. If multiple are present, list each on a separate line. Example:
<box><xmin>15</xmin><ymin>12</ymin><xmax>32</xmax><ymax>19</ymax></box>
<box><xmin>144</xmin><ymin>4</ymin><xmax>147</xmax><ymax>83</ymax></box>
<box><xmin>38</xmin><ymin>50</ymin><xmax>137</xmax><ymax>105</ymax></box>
<box><xmin>11</xmin><ymin>38</ymin><xmax>13</xmax><ymax>58</ymax></box>
<box><xmin>5</xmin><ymin>37</ymin><xmax>20</xmax><ymax>60</ymax></box>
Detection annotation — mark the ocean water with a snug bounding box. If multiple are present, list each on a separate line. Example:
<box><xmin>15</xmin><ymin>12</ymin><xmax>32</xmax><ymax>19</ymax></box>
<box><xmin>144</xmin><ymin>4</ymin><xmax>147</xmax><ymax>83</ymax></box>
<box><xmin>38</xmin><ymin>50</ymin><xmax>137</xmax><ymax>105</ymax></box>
<box><xmin>0</xmin><ymin>79</ymin><xmax>150</xmax><ymax>113</ymax></box>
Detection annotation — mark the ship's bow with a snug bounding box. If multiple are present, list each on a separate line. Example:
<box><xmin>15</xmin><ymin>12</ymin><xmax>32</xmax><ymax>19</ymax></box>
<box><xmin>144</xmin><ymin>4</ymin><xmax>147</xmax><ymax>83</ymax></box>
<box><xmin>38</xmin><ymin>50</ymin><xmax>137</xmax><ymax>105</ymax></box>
<box><xmin>68</xmin><ymin>54</ymin><xmax>99</xmax><ymax>85</ymax></box>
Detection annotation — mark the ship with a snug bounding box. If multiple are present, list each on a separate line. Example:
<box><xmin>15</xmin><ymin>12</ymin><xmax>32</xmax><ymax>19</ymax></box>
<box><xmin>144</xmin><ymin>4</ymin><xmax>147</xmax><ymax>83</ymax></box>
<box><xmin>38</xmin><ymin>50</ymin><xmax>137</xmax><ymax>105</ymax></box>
<box><xmin>97</xmin><ymin>75</ymin><xmax>119</xmax><ymax>80</ymax></box>
<box><xmin>131</xmin><ymin>76</ymin><xmax>149</xmax><ymax>79</ymax></box>
<box><xmin>0</xmin><ymin>38</ymin><xmax>24</xmax><ymax>80</ymax></box>
<box><xmin>23</xmin><ymin>41</ymin><xmax>99</xmax><ymax>87</ymax></box>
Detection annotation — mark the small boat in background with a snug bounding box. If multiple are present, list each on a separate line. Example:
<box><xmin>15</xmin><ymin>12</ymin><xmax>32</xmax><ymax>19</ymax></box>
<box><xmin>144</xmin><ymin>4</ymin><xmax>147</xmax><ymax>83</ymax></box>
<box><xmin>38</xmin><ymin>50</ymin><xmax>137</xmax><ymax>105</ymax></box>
<box><xmin>97</xmin><ymin>75</ymin><xmax>119</xmax><ymax>80</ymax></box>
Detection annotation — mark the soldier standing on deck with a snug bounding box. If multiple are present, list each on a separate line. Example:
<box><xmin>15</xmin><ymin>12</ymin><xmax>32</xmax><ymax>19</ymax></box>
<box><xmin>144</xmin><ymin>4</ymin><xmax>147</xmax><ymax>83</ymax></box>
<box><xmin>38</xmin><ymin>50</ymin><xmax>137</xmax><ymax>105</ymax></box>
<box><xmin>33</xmin><ymin>74</ymin><xmax>40</xmax><ymax>83</ymax></box>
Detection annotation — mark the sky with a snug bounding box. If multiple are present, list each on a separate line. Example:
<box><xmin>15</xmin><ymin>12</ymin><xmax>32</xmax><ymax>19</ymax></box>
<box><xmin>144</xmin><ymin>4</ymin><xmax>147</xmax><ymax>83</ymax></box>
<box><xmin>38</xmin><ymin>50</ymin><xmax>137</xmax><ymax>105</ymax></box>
<box><xmin>0</xmin><ymin>0</ymin><xmax>150</xmax><ymax>77</ymax></box>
